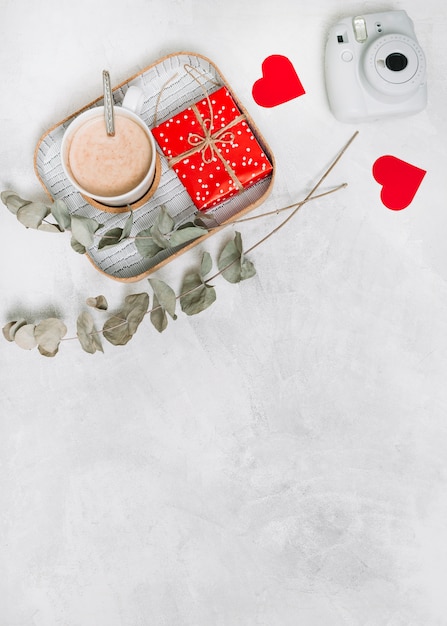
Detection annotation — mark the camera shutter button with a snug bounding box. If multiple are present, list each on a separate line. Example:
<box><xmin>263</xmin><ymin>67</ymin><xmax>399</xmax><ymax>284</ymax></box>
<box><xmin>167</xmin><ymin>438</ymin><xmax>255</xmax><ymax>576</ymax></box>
<box><xmin>342</xmin><ymin>50</ymin><xmax>354</xmax><ymax>62</ymax></box>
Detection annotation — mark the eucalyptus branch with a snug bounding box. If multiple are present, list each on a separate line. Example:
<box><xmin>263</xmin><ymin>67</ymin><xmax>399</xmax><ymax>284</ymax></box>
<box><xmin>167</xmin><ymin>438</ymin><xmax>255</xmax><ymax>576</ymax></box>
<box><xmin>2</xmin><ymin>132</ymin><xmax>358</xmax><ymax>355</ymax></box>
<box><xmin>63</xmin><ymin>133</ymin><xmax>357</xmax><ymax>345</ymax></box>
<box><xmin>94</xmin><ymin>182</ymin><xmax>347</xmax><ymax>244</ymax></box>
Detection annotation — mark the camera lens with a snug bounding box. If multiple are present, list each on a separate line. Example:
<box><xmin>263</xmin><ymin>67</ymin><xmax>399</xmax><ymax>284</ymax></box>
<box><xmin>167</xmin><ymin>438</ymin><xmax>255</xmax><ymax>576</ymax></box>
<box><xmin>385</xmin><ymin>53</ymin><xmax>408</xmax><ymax>71</ymax></box>
<box><xmin>364</xmin><ymin>34</ymin><xmax>426</xmax><ymax>96</ymax></box>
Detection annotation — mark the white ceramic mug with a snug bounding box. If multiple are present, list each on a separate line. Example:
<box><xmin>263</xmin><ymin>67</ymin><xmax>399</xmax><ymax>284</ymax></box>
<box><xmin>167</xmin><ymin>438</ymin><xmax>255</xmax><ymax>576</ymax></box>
<box><xmin>61</xmin><ymin>86</ymin><xmax>157</xmax><ymax>207</ymax></box>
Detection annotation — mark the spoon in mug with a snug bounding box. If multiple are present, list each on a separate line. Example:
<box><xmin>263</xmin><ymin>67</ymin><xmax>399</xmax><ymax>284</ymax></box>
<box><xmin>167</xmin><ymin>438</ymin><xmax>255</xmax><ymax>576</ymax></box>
<box><xmin>102</xmin><ymin>70</ymin><xmax>115</xmax><ymax>136</ymax></box>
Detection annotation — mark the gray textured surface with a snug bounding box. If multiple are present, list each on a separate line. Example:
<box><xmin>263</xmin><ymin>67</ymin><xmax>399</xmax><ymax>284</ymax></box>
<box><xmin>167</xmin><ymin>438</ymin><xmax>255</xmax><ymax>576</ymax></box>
<box><xmin>1</xmin><ymin>0</ymin><xmax>447</xmax><ymax>624</ymax></box>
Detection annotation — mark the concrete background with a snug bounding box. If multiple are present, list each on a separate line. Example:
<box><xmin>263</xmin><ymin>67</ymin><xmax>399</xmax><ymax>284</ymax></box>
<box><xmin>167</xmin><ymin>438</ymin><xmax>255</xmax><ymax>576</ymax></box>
<box><xmin>1</xmin><ymin>0</ymin><xmax>446</xmax><ymax>624</ymax></box>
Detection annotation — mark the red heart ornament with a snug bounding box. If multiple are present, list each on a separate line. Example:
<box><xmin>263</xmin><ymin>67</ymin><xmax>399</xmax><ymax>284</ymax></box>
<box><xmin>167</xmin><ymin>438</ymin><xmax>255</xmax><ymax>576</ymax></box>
<box><xmin>373</xmin><ymin>155</ymin><xmax>426</xmax><ymax>211</ymax></box>
<box><xmin>252</xmin><ymin>55</ymin><xmax>306</xmax><ymax>108</ymax></box>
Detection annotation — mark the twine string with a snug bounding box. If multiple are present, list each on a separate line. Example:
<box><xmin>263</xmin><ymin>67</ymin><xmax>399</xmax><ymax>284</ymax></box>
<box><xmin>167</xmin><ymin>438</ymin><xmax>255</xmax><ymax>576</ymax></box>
<box><xmin>165</xmin><ymin>64</ymin><xmax>247</xmax><ymax>191</ymax></box>
<box><xmin>153</xmin><ymin>62</ymin><xmax>220</xmax><ymax>128</ymax></box>
<box><xmin>187</xmin><ymin>117</ymin><xmax>235</xmax><ymax>164</ymax></box>
<box><xmin>152</xmin><ymin>63</ymin><xmax>247</xmax><ymax>192</ymax></box>
<box><xmin>153</xmin><ymin>72</ymin><xmax>179</xmax><ymax>127</ymax></box>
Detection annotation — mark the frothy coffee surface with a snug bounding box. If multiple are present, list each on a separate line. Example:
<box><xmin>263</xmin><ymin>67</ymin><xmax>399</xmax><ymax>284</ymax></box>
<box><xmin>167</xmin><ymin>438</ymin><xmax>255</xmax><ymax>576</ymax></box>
<box><xmin>68</xmin><ymin>115</ymin><xmax>152</xmax><ymax>197</ymax></box>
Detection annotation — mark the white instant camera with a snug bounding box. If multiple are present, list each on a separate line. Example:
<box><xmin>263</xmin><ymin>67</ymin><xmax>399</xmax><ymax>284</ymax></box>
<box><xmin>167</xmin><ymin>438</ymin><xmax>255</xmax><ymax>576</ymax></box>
<box><xmin>325</xmin><ymin>10</ymin><xmax>427</xmax><ymax>123</ymax></box>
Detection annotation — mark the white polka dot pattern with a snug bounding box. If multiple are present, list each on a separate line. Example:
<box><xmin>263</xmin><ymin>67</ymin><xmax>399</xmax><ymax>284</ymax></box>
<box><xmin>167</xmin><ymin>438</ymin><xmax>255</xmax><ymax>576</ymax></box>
<box><xmin>153</xmin><ymin>86</ymin><xmax>273</xmax><ymax>212</ymax></box>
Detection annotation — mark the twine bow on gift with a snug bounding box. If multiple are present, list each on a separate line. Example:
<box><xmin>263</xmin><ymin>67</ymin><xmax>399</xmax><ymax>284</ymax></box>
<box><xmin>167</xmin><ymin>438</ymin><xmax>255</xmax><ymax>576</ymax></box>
<box><xmin>169</xmin><ymin>101</ymin><xmax>246</xmax><ymax>192</ymax></box>
<box><xmin>187</xmin><ymin>116</ymin><xmax>235</xmax><ymax>164</ymax></box>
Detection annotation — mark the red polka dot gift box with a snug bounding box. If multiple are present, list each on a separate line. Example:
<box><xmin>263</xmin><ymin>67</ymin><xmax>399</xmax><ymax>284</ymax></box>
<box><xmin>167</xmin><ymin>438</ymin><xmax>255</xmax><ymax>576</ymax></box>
<box><xmin>152</xmin><ymin>86</ymin><xmax>274</xmax><ymax>212</ymax></box>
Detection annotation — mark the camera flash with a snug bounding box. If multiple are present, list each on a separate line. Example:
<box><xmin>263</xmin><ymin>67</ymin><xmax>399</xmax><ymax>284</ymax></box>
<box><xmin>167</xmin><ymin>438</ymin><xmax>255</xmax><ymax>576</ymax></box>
<box><xmin>353</xmin><ymin>16</ymin><xmax>368</xmax><ymax>43</ymax></box>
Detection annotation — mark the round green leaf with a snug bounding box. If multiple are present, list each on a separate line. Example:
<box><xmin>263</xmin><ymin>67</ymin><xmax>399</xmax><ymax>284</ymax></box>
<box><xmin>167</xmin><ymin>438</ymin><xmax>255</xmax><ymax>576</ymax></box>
<box><xmin>240</xmin><ymin>257</ymin><xmax>256</xmax><ymax>281</ymax></box>
<box><xmin>102</xmin><ymin>315</ymin><xmax>132</xmax><ymax>346</ymax></box>
<box><xmin>38</xmin><ymin>222</ymin><xmax>63</xmax><ymax>233</ymax></box>
<box><xmin>200</xmin><ymin>251</ymin><xmax>213</xmax><ymax>279</ymax></box>
<box><xmin>51</xmin><ymin>199</ymin><xmax>71</xmax><ymax>230</ymax></box>
<box><xmin>14</xmin><ymin>324</ymin><xmax>37</xmax><ymax>350</ymax></box>
<box><xmin>121</xmin><ymin>211</ymin><xmax>133</xmax><ymax>240</ymax></box>
<box><xmin>217</xmin><ymin>232</ymin><xmax>255</xmax><ymax>283</ymax></box>
<box><xmin>155</xmin><ymin>205</ymin><xmax>175</xmax><ymax>235</ymax></box>
<box><xmin>180</xmin><ymin>272</ymin><xmax>216</xmax><ymax>316</ymax></box>
<box><xmin>123</xmin><ymin>293</ymin><xmax>150</xmax><ymax>335</ymax></box>
<box><xmin>169</xmin><ymin>226</ymin><xmax>207</xmax><ymax>248</ymax></box>
<box><xmin>86</xmin><ymin>295</ymin><xmax>108</xmax><ymax>310</ymax></box>
<box><xmin>1</xmin><ymin>191</ymin><xmax>31</xmax><ymax>215</ymax></box>
<box><xmin>77</xmin><ymin>311</ymin><xmax>103</xmax><ymax>354</ymax></box>
<box><xmin>70</xmin><ymin>236</ymin><xmax>86</xmax><ymax>254</ymax></box>
<box><xmin>103</xmin><ymin>292</ymin><xmax>149</xmax><ymax>346</ymax></box>
<box><xmin>134</xmin><ymin>229</ymin><xmax>163</xmax><ymax>258</ymax></box>
<box><xmin>150</xmin><ymin>294</ymin><xmax>168</xmax><ymax>333</ymax></box>
<box><xmin>16</xmin><ymin>202</ymin><xmax>50</xmax><ymax>229</ymax></box>
<box><xmin>3</xmin><ymin>319</ymin><xmax>27</xmax><ymax>342</ymax></box>
<box><xmin>98</xmin><ymin>227</ymin><xmax>124</xmax><ymax>250</ymax></box>
<box><xmin>71</xmin><ymin>215</ymin><xmax>100</xmax><ymax>248</ymax></box>
<box><xmin>148</xmin><ymin>278</ymin><xmax>176</xmax><ymax>319</ymax></box>
<box><xmin>150</xmin><ymin>224</ymin><xmax>170</xmax><ymax>249</ymax></box>
<box><xmin>34</xmin><ymin>318</ymin><xmax>67</xmax><ymax>357</ymax></box>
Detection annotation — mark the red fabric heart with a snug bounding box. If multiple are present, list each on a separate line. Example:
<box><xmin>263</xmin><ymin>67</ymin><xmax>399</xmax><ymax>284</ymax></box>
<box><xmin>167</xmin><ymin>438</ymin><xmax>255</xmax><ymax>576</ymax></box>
<box><xmin>252</xmin><ymin>55</ymin><xmax>305</xmax><ymax>108</ymax></box>
<box><xmin>373</xmin><ymin>155</ymin><xmax>426</xmax><ymax>211</ymax></box>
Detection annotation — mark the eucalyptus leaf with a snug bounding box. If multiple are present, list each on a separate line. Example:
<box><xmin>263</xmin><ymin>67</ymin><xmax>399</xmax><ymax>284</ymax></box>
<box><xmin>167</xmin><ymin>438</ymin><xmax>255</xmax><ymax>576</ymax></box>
<box><xmin>1</xmin><ymin>191</ymin><xmax>31</xmax><ymax>215</ymax></box>
<box><xmin>14</xmin><ymin>324</ymin><xmax>37</xmax><ymax>350</ymax></box>
<box><xmin>77</xmin><ymin>311</ymin><xmax>103</xmax><ymax>354</ymax></box>
<box><xmin>98</xmin><ymin>210</ymin><xmax>134</xmax><ymax>250</ymax></box>
<box><xmin>134</xmin><ymin>228</ymin><xmax>164</xmax><ymax>258</ymax></box>
<box><xmin>150</xmin><ymin>224</ymin><xmax>170</xmax><ymax>249</ymax></box>
<box><xmin>150</xmin><ymin>294</ymin><xmax>168</xmax><ymax>333</ymax></box>
<box><xmin>16</xmin><ymin>201</ymin><xmax>50</xmax><ymax>229</ymax></box>
<box><xmin>200</xmin><ymin>251</ymin><xmax>213</xmax><ymax>279</ymax></box>
<box><xmin>102</xmin><ymin>315</ymin><xmax>130</xmax><ymax>346</ymax></box>
<box><xmin>103</xmin><ymin>292</ymin><xmax>149</xmax><ymax>346</ymax></box>
<box><xmin>70</xmin><ymin>236</ymin><xmax>86</xmax><ymax>254</ymax></box>
<box><xmin>121</xmin><ymin>211</ymin><xmax>133</xmax><ymax>240</ymax></box>
<box><xmin>218</xmin><ymin>232</ymin><xmax>256</xmax><ymax>283</ymax></box>
<box><xmin>180</xmin><ymin>271</ymin><xmax>216</xmax><ymax>316</ymax></box>
<box><xmin>86</xmin><ymin>295</ymin><xmax>108</xmax><ymax>310</ymax></box>
<box><xmin>98</xmin><ymin>227</ymin><xmax>124</xmax><ymax>250</ymax></box>
<box><xmin>193</xmin><ymin>215</ymin><xmax>213</xmax><ymax>227</ymax></box>
<box><xmin>38</xmin><ymin>222</ymin><xmax>63</xmax><ymax>233</ymax></box>
<box><xmin>71</xmin><ymin>215</ymin><xmax>100</xmax><ymax>248</ymax></box>
<box><xmin>169</xmin><ymin>226</ymin><xmax>207</xmax><ymax>248</ymax></box>
<box><xmin>3</xmin><ymin>319</ymin><xmax>27</xmax><ymax>342</ymax></box>
<box><xmin>240</xmin><ymin>257</ymin><xmax>256</xmax><ymax>281</ymax></box>
<box><xmin>1</xmin><ymin>190</ymin><xmax>18</xmax><ymax>204</ymax></box>
<box><xmin>155</xmin><ymin>205</ymin><xmax>175</xmax><ymax>235</ymax></box>
<box><xmin>34</xmin><ymin>318</ymin><xmax>67</xmax><ymax>357</ymax></box>
<box><xmin>37</xmin><ymin>346</ymin><xmax>59</xmax><ymax>357</ymax></box>
<box><xmin>217</xmin><ymin>234</ymin><xmax>241</xmax><ymax>282</ymax></box>
<box><xmin>148</xmin><ymin>278</ymin><xmax>176</xmax><ymax>319</ymax></box>
<box><xmin>51</xmin><ymin>199</ymin><xmax>71</xmax><ymax>230</ymax></box>
<box><xmin>124</xmin><ymin>293</ymin><xmax>150</xmax><ymax>335</ymax></box>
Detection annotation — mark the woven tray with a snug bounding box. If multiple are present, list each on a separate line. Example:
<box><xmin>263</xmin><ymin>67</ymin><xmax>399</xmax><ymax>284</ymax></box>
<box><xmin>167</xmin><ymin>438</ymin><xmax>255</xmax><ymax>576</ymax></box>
<box><xmin>34</xmin><ymin>52</ymin><xmax>276</xmax><ymax>282</ymax></box>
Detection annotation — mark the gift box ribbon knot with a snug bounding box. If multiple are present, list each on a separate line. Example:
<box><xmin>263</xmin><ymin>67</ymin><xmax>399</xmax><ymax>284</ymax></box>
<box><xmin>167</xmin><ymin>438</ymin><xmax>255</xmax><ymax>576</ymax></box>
<box><xmin>168</xmin><ymin>102</ymin><xmax>246</xmax><ymax>192</ymax></box>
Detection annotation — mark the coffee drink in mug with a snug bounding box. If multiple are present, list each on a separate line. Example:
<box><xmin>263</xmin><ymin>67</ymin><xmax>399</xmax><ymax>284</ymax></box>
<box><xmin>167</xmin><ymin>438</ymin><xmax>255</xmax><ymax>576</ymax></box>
<box><xmin>61</xmin><ymin>86</ymin><xmax>157</xmax><ymax>207</ymax></box>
